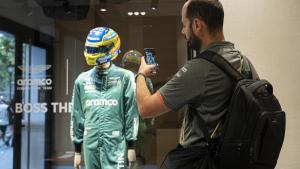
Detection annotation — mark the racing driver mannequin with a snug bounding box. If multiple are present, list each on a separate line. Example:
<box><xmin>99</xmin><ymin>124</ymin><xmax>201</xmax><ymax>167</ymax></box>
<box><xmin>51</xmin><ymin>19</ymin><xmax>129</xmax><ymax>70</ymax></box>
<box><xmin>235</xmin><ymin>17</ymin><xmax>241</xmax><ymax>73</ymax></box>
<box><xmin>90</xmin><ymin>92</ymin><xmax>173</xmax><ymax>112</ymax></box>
<box><xmin>70</xmin><ymin>27</ymin><xmax>139</xmax><ymax>169</ymax></box>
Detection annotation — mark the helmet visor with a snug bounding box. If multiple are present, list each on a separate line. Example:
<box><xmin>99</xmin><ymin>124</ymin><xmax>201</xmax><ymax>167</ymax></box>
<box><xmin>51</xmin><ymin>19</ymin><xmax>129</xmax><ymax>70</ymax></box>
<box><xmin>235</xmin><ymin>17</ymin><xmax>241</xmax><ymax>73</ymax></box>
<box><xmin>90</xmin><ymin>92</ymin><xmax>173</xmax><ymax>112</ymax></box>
<box><xmin>85</xmin><ymin>45</ymin><xmax>111</xmax><ymax>55</ymax></box>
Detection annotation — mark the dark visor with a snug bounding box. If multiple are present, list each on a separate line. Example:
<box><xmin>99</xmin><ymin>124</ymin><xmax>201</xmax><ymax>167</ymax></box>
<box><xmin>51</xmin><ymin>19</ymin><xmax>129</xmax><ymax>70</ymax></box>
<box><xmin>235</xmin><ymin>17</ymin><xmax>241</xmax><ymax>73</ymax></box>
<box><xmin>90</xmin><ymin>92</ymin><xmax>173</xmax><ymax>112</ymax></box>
<box><xmin>85</xmin><ymin>46</ymin><xmax>108</xmax><ymax>54</ymax></box>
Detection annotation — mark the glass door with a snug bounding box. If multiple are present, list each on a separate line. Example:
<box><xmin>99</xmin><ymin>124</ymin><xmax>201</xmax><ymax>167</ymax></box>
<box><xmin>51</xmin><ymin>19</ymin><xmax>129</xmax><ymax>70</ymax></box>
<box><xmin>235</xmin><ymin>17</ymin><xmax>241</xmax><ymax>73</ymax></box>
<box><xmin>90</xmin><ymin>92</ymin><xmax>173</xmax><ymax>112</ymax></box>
<box><xmin>19</xmin><ymin>43</ymin><xmax>48</xmax><ymax>169</ymax></box>
<box><xmin>0</xmin><ymin>30</ymin><xmax>15</xmax><ymax>169</ymax></box>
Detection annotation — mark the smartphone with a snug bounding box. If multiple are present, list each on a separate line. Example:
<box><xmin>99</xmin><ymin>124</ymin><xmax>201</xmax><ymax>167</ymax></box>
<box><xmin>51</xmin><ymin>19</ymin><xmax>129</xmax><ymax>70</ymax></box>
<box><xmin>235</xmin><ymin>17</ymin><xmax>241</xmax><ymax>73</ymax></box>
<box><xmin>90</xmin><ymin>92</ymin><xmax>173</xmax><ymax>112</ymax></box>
<box><xmin>144</xmin><ymin>48</ymin><xmax>157</xmax><ymax>65</ymax></box>
<box><xmin>144</xmin><ymin>48</ymin><xmax>159</xmax><ymax>73</ymax></box>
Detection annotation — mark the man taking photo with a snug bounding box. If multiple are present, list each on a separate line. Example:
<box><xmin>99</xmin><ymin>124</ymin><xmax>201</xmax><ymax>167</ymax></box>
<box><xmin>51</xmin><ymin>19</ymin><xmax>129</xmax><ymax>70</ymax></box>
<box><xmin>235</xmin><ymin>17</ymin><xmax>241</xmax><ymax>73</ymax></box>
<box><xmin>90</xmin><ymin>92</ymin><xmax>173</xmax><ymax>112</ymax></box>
<box><xmin>135</xmin><ymin>0</ymin><xmax>258</xmax><ymax>168</ymax></box>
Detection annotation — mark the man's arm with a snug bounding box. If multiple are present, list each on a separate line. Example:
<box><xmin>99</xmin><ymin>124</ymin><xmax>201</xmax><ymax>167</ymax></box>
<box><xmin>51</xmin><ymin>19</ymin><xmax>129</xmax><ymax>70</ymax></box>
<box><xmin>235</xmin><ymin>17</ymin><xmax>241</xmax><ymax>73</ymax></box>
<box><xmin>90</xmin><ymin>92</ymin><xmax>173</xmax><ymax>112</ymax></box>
<box><xmin>136</xmin><ymin>57</ymin><xmax>170</xmax><ymax>118</ymax></box>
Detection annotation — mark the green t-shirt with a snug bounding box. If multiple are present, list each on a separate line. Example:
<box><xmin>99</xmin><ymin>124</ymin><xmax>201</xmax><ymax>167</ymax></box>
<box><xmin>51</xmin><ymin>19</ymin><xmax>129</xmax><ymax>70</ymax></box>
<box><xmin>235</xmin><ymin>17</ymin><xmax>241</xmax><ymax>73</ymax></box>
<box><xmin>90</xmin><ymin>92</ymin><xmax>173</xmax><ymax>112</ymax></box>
<box><xmin>159</xmin><ymin>41</ymin><xmax>258</xmax><ymax>147</ymax></box>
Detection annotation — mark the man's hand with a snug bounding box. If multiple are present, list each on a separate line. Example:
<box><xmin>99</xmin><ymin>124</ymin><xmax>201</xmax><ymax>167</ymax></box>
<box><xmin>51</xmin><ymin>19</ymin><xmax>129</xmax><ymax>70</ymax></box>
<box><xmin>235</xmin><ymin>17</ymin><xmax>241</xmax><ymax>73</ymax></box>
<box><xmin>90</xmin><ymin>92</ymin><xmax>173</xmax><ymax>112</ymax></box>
<box><xmin>127</xmin><ymin>149</ymin><xmax>136</xmax><ymax>169</ymax></box>
<box><xmin>138</xmin><ymin>56</ymin><xmax>157</xmax><ymax>76</ymax></box>
<box><xmin>74</xmin><ymin>152</ymin><xmax>82</xmax><ymax>169</ymax></box>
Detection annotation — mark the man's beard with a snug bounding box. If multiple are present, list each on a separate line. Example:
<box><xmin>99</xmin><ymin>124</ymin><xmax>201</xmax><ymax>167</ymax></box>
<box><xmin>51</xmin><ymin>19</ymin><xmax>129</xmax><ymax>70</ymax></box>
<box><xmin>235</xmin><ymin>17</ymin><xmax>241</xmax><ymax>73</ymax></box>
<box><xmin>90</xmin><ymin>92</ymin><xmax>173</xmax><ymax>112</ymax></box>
<box><xmin>187</xmin><ymin>24</ymin><xmax>202</xmax><ymax>51</ymax></box>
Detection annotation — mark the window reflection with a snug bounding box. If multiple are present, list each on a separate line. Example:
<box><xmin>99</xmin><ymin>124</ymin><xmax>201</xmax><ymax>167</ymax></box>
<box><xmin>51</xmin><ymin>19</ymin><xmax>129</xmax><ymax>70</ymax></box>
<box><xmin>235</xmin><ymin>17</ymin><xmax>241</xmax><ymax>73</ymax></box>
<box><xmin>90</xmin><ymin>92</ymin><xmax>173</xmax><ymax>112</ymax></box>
<box><xmin>0</xmin><ymin>30</ymin><xmax>15</xmax><ymax>169</ymax></box>
<box><xmin>0</xmin><ymin>1</ymin><xmax>185</xmax><ymax>169</ymax></box>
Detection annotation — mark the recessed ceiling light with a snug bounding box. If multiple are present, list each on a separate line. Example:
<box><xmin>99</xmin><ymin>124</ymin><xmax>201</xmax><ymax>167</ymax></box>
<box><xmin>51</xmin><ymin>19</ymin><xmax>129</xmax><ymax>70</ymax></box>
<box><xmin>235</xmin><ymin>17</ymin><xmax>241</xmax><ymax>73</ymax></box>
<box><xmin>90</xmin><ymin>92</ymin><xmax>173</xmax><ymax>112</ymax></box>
<box><xmin>141</xmin><ymin>11</ymin><xmax>146</xmax><ymax>16</ymax></box>
<box><xmin>100</xmin><ymin>8</ymin><xmax>107</xmax><ymax>12</ymax></box>
<box><xmin>151</xmin><ymin>7</ymin><xmax>156</xmax><ymax>10</ymax></box>
<box><xmin>134</xmin><ymin>12</ymin><xmax>139</xmax><ymax>16</ymax></box>
<box><xmin>128</xmin><ymin>12</ymin><xmax>133</xmax><ymax>16</ymax></box>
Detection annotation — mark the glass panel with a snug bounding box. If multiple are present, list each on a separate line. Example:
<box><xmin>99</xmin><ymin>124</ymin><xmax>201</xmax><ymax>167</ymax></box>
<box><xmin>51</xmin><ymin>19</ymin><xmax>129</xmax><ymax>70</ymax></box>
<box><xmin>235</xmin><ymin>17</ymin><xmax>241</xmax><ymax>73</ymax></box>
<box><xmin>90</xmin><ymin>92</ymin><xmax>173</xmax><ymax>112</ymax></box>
<box><xmin>20</xmin><ymin>43</ymin><xmax>46</xmax><ymax>169</ymax></box>
<box><xmin>0</xmin><ymin>1</ymin><xmax>185</xmax><ymax>169</ymax></box>
<box><xmin>0</xmin><ymin>30</ymin><xmax>15</xmax><ymax>169</ymax></box>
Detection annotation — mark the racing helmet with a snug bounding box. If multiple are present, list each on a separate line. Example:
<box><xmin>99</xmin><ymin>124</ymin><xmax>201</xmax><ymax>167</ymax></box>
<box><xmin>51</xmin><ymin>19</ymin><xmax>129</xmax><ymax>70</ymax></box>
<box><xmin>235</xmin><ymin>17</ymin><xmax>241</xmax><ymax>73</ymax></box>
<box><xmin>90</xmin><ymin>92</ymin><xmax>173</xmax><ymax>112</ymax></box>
<box><xmin>121</xmin><ymin>50</ymin><xmax>143</xmax><ymax>73</ymax></box>
<box><xmin>84</xmin><ymin>27</ymin><xmax>121</xmax><ymax>65</ymax></box>
<box><xmin>121</xmin><ymin>50</ymin><xmax>142</xmax><ymax>67</ymax></box>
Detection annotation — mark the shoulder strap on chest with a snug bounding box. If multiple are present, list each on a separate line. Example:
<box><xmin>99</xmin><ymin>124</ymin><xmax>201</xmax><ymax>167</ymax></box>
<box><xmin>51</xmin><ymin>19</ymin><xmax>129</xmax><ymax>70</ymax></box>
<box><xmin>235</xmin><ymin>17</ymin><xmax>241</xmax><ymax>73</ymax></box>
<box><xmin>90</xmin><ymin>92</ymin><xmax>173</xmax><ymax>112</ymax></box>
<box><xmin>196</xmin><ymin>50</ymin><xmax>244</xmax><ymax>82</ymax></box>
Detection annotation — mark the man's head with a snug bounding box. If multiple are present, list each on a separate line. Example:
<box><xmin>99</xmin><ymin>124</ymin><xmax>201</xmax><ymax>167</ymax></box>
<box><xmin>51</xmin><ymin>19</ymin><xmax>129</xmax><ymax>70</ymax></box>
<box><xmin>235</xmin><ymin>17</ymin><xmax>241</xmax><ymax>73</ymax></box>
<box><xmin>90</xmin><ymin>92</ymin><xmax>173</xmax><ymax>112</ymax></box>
<box><xmin>181</xmin><ymin>0</ymin><xmax>224</xmax><ymax>50</ymax></box>
<box><xmin>84</xmin><ymin>27</ymin><xmax>121</xmax><ymax>66</ymax></box>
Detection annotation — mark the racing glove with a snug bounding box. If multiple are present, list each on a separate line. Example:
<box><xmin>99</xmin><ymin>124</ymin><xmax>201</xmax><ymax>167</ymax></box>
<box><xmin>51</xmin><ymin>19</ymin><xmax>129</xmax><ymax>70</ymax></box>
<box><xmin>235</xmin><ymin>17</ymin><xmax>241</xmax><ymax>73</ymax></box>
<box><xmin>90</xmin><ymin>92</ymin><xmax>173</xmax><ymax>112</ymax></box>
<box><xmin>74</xmin><ymin>152</ymin><xmax>82</xmax><ymax>169</ymax></box>
<box><xmin>73</xmin><ymin>143</ymin><xmax>82</xmax><ymax>169</ymax></box>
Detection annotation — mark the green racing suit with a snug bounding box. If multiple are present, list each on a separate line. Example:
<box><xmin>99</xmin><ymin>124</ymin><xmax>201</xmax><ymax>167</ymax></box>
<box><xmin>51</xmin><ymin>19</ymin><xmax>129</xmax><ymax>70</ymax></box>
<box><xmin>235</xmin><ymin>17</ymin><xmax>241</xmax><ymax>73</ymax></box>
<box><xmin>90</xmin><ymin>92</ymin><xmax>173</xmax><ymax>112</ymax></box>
<box><xmin>70</xmin><ymin>64</ymin><xmax>139</xmax><ymax>169</ymax></box>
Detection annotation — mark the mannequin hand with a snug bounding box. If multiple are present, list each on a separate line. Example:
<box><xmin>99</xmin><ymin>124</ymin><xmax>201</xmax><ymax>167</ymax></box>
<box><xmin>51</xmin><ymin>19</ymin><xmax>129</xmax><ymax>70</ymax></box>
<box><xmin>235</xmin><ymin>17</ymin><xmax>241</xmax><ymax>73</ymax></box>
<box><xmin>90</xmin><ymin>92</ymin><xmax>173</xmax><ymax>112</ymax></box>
<box><xmin>127</xmin><ymin>149</ymin><xmax>136</xmax><ymax>169</ymax></box>
<box><xmin>128</xmin><ymin>161</ymin><xmax>135</xmax><ymax>169</ymax></box>
<box><xmin>74</xmin><ymin>152</ymin><xmax>82</xmax><ymax>169</ymax></box>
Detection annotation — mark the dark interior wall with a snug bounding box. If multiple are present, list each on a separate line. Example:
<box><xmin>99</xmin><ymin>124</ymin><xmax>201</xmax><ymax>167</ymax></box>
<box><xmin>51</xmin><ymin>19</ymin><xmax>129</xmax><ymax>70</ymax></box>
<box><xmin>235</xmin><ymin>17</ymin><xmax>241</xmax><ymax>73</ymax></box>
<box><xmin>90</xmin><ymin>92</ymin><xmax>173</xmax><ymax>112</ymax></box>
<box><xmin>142</xmin><ymin>16</ymin><xmax>179</xmax><ymax>84</ymax></box>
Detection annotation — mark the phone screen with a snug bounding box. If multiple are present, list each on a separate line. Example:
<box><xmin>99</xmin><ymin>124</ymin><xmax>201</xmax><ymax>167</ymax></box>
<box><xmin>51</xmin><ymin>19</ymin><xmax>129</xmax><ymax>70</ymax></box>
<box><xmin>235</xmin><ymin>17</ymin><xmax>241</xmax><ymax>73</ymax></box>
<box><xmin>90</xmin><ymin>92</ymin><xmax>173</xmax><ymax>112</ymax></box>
<box><xmin>144</xmin><ymin>48</ymin><xmax>156</xmax><ymax>65</ymax></box>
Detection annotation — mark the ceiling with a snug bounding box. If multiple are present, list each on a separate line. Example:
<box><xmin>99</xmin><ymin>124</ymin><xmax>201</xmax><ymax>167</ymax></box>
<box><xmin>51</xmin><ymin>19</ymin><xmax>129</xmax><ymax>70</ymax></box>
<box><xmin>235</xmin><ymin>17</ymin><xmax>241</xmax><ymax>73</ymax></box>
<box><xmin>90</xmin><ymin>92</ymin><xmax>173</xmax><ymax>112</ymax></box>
<box><xmin>112</xmin><ymin>0</ymin><xmax>184</xmax><ymax>17</ymax></box>
<box><xmin>0</xmin><ymin>0</ymin><xmax>184</xmax><ymax>17</ymax></box>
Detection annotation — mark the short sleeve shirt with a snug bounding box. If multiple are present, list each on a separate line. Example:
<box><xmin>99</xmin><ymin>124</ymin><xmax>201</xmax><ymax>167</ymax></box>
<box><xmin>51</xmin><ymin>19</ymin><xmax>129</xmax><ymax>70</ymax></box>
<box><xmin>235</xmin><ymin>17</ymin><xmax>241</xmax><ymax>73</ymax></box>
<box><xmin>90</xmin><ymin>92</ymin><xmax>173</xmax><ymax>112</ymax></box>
<box><xmin>159</xmin><ymin>41</ymin><xmax>257</xmax><ymax>147</ymax></box>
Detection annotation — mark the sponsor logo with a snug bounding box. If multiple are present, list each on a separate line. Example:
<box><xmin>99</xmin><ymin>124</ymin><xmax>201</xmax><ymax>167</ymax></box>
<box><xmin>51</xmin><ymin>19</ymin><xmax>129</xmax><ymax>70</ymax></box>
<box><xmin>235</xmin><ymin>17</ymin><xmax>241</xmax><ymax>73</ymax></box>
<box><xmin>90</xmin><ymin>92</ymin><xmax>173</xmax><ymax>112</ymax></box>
<box><xmin>109</xmin><ymin>76</ymin><xmax>120</xmax><ymax>80</ymax></box>
<box><xmin>17</xmin><ymin>78</ymin><xmax>52</xmax><ymax>86</ymax></box>
<box><xmin>88</xmin><ymin>37</ymin><xmax>100</xmax><ymax>41</ymax></box>
<box><xmin>133</xmin><ymin>118</ymin><xmax>139</xmax><ymax>138</ymax></box>
<box><xmin>17</xmin><ymin>65</ymin><xmax>52</xmax><ymax>74</ymax></box>
<box><xmin>112</xmin><ymin>131</ymin><xmax>120</xmax><ymax>137</ymax></box>
<box><xmin>108</xmin><ymin>76</ymin><xmax>121</xmax><ymax>86</ymax></box>
<box><xmin>84</xmin><ymin>84</ymin><xmax>96</xmax><ymax>91</ymax></box>
<box><xmin>84</xmin><ymin>128</ymin><xmax>91</xmax><ymax>136</ymax></box>
<box><xmin>85</xmin><ymin>99</ymin><xmax>118</xmax><ymax>107</ymax></box>
<box><xmin>117</xmin><ymin>153</ymin><xmax>125</xmax><ymax>169</ymax></box>
<box><xmin>17</xmin><ymin>78</ymin><xmax>53</xmax><ymax>90</ymax></box>
<box><xmin>84</xmin><ymin>79</ymin><xmax>97</xmax><ymax>92</ymax></box>
<box><xmin>17</xmin><ymin>64</ymin><xmax>53</xmax><ymax>91</ymax></box>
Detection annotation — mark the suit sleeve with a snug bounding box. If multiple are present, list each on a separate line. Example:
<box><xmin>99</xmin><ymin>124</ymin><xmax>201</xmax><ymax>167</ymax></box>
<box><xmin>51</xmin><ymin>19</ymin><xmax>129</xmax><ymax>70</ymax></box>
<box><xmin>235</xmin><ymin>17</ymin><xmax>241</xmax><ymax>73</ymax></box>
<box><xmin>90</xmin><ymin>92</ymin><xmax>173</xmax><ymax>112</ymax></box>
<box><xmin>124</xmin><ymin>72</ymin><xmax>139</xmax><ymax>141</ymax></box>
<box><xmin>70</xmin><ymin>79</ymin><xmax>85</xmax><ymax>152</ymax></box>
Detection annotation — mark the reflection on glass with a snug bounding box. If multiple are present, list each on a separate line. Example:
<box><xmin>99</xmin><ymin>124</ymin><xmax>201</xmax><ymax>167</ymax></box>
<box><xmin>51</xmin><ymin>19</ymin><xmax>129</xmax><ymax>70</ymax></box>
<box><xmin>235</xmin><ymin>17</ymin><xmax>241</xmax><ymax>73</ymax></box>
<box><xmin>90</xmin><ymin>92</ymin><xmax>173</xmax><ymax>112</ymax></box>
<box><xmin>21</xmin><ymin>43</ymin><xmax>47</xmax><ymax>169</ymax></box>
<box><xmin>0</xmin><ymin>30</ymin><xmax>15</xmax><ymax>169</ymax></box>
<box><xmin>1</xmin><ymin>0</ymin><xmax>185</xmax><ymax>168</ymax></box>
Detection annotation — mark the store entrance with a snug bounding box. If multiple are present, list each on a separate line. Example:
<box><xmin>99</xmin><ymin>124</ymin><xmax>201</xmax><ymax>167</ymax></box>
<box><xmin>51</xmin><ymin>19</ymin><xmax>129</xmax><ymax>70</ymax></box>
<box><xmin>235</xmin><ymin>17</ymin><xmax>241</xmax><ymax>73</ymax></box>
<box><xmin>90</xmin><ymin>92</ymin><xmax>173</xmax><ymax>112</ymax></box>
<box><xmin>19</xmin><ymin>43</ymin><xmax>48</xmax><ymax>169</ymax></box>
<box><xmin>0</xmin><ymin>16</ymin><xmax>54</xmax><ymax>169</ymax></box>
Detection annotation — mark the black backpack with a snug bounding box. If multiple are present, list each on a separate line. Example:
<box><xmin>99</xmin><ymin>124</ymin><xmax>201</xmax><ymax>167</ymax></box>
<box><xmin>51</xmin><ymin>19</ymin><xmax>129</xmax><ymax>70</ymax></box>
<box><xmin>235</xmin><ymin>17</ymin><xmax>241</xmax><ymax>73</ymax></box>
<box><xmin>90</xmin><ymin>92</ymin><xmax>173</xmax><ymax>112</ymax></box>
<box><xmin>198</xmin><ymin>51</ymin><xmax>286</xmax><ymax>169</ymax></box>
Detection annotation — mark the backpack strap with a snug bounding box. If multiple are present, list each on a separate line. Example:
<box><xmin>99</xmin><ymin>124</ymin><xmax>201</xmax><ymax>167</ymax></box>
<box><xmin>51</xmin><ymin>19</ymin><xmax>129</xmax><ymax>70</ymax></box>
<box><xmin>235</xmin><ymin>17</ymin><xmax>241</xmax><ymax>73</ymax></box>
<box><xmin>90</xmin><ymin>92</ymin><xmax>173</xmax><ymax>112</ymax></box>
<box><xmin>195</xmin><ymin>50</ymin><xmax>244</xmax><ymax>142</ymax></box>
<box><xmin>196</xmin><ymin>50</ymin><xmax>245</xmax><ymax>82</ymax></box>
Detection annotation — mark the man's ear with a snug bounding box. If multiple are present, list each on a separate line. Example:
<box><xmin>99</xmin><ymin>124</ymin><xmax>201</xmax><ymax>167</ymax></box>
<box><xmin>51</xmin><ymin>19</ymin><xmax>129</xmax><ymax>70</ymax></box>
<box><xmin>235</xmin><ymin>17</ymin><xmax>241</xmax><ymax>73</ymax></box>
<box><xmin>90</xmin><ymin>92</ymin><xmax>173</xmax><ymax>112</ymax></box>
<box><xmin>193</xmin><ymin>18</ymin><xmax>205</xmax><ymax>33</ymax></box>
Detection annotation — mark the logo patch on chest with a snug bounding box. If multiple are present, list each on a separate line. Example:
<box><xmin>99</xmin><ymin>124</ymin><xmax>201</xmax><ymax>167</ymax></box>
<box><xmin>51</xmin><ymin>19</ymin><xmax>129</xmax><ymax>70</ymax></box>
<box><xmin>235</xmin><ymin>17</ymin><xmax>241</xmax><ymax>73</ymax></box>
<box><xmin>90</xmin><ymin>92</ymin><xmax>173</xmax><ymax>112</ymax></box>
<box><xmin>85</xmin><ymin>99</ymin><xmax>119</xmax><ymax>106</ymax></box>
<box><xmin>108</xmin><ymin>76</ymin><xmax>121</xmax><ymax>86</ymax></box>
